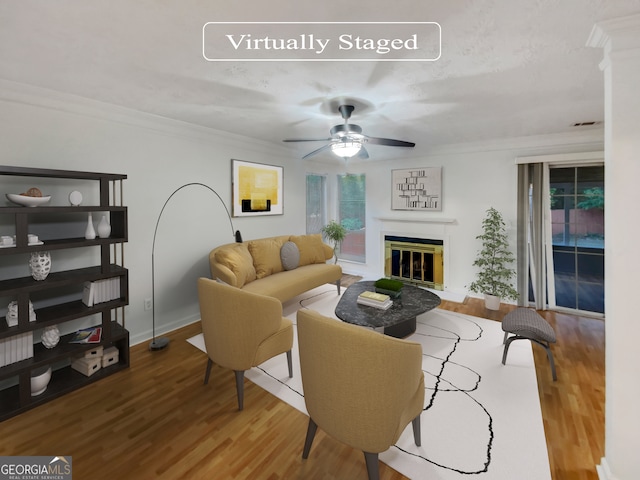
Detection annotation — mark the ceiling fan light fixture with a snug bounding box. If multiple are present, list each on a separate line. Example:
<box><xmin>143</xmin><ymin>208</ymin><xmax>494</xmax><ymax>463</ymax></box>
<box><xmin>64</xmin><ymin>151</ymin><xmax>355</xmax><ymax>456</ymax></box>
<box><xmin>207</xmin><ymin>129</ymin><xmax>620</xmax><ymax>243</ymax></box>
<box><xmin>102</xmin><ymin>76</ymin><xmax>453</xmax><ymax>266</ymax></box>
<box><xmin>331</xmin><ymin>140</ymin><xmax>362</xmax><ymax>158</ymax></box>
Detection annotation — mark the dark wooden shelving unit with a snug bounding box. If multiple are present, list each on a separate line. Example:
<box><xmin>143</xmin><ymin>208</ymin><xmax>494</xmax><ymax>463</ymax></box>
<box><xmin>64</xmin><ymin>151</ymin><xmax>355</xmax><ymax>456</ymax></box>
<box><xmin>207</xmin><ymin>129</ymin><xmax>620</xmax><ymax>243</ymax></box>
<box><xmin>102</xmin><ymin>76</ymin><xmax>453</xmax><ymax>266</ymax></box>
<box><xmin>0</xmin><ymin>166</ymin><xmax>129</xmax><ymax>422</ymax></box>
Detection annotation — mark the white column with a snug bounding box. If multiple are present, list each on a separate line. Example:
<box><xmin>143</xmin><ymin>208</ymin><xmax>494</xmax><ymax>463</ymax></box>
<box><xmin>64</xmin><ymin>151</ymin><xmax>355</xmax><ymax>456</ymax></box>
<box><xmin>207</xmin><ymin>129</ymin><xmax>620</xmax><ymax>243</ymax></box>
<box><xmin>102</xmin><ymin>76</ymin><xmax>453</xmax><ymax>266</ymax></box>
<box><xmin>587</xmin><ymin>13</ymin><xmax>640</xmax><ymax>480</ymax></box>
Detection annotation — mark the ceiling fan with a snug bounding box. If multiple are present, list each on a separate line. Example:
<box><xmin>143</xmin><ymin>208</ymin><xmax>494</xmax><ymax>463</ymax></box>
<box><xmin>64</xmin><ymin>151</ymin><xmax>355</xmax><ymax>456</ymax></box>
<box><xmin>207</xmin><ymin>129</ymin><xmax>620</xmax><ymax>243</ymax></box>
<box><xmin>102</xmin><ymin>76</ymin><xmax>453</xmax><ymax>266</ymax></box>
<box><xmin>283</xmin><ymin>105</ymin><xmax>415</xmax><ymax>160</ymax></box>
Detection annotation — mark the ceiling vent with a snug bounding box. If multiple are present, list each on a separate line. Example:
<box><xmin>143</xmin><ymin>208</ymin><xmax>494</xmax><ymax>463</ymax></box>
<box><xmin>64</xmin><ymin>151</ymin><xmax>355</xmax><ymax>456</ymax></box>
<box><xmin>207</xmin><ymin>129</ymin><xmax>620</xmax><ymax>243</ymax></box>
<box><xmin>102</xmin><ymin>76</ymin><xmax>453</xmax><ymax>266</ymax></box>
<box><xmin>572</xmin><ymin>121</ymin><xmax>603</xmax><ymax>127</ymax></box>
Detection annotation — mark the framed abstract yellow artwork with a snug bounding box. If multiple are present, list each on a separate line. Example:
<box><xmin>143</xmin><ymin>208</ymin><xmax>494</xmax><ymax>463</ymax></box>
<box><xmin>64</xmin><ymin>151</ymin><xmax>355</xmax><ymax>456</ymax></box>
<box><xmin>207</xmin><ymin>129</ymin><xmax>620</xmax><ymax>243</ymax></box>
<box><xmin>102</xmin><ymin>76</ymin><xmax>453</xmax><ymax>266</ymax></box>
<box><xmin>232</xmin><ymin>159</ymin><xmax>284</xmax><ymax>217</ymax></box>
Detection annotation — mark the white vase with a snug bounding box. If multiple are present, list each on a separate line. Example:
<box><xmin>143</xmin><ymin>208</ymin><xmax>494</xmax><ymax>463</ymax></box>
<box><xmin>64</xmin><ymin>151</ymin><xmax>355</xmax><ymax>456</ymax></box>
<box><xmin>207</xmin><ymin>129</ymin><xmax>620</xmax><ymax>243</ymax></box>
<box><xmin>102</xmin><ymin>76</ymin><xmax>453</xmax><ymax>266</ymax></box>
<box><xmin>85</xmin><ymin>213</ymin><xmax>96</xmax><ymax>240</ymax></box>
<box><xmin>484</xmin><ymin>293</ymin><xmax>501</xmax><ymax>311</ymax></box>
<box><xmin>29</xmin><ymin>252</ymin><xmax>52</xmax><ymax>281</ymax></box>
<box><xmin>97</xmin><ymin>215</ymin><xmax>111</xmax><ymax>238</ymax></box>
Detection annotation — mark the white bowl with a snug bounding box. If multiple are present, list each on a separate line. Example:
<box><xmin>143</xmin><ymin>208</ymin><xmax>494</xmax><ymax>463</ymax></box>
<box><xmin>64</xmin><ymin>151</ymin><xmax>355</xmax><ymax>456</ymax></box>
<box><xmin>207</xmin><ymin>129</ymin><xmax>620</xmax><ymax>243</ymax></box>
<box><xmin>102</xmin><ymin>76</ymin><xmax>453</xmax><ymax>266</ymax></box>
<box><xmin>30</xmin><ymin>366</ymin><xmax>52</xmax><ymax>396</ymax></box>
<box><xmin>6</xmin><ymin>193</ymin><xmax>52</xmax><ymax>207</ymax></box>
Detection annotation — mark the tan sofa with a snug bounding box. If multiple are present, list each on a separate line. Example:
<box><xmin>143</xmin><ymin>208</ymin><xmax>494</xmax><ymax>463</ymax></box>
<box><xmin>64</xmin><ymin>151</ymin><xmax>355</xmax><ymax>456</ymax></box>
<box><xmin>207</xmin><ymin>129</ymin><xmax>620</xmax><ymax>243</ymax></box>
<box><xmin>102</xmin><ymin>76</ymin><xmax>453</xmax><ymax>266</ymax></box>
<box><xmin>209</xmin><ymin>234</ymin><xmax>342</xmax><ymax>303</ymax></box>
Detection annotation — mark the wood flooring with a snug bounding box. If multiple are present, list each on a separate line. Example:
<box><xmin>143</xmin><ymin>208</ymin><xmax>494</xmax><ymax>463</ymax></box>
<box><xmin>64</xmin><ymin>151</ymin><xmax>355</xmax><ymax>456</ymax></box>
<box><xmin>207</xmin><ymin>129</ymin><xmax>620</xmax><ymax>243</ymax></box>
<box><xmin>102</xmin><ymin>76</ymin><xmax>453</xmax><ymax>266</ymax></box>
<box><xmin>0</xmin><ymin>277</ymin><xmax>604</xmax><ymax>479</ymax></box>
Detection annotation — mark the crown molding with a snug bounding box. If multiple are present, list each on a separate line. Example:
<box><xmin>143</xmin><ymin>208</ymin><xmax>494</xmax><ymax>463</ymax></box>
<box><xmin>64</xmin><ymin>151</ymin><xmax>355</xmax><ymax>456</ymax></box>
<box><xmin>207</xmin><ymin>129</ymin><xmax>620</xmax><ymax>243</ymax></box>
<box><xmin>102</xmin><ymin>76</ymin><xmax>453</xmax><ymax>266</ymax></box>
<box><xmin>587</xmin><ymin>13</ymin><xmax>640</xmax><ymax>49</ymax></box>
<box><xmin>0</xmin><ymin>78</ymin><xmax>290</xmax><ymax>158</ymax></box>
<box><xmin>409</xmin><ymin>130</ymin><xmax>604</xmax><ymax>157</ymax></box>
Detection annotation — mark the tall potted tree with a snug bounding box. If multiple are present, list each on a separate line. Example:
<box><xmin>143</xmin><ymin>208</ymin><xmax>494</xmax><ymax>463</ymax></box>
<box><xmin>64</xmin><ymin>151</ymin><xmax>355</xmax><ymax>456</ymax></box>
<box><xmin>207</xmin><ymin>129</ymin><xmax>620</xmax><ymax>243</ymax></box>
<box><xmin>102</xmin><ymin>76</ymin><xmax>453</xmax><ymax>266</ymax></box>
<box><xmin>468</xmin><ymin>207</ymin><xmax>519</xmax><ymax>310</ymax></box>
<box><xmin>321</xmin><ymin>220</ymin><xmax>347</xmax><ymax>264</ymax></box>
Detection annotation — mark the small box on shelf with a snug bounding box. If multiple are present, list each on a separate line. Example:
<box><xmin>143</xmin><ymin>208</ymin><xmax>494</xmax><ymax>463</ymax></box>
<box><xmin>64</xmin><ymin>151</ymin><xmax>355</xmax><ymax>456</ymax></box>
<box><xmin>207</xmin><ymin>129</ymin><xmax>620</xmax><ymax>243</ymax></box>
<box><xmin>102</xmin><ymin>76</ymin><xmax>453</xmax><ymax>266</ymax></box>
<box><xmin>102</xmin><ymin>346</ymin><xmax>119</xmax><ymax>368</ymax></box>
<box><xmin>83</xmin><ymin>345</ymin><xmax>103</xmax><ymax>358</ymax></box>
<box><xmin>71</xmin><ymin>356</ymin><xmax>102</xmax><ymax>377</ymax></box>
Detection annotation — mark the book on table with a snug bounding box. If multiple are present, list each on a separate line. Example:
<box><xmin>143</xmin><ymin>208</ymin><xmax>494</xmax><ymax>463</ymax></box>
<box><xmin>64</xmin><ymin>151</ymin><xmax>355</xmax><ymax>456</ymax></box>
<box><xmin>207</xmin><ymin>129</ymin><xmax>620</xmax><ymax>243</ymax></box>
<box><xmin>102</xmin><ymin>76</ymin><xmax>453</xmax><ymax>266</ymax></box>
<box><xmin>357</xmin><ymin>291</ymin><xmax>393</xmax><ymax>310</ymax></box>
<box><xmin>358</xmin><ymin>291</ymin><xmax>390</xmax><ymax>302</ymax></box>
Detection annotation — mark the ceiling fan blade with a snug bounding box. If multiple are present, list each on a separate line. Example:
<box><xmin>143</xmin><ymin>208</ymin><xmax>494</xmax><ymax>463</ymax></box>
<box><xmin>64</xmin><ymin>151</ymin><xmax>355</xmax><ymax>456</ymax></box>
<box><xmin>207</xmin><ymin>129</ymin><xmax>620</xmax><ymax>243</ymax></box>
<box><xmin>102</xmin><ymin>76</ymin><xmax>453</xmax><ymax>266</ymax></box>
<box><xmin>283</xmin><ymin>138</ymin><xmax>332</xmax><ymax>142</ymax></box>
<box><xmin>356</xmin><ymin>146</ymin><xmax>369</xmax><ymax>159</ymax></box>
<box><xmin>366</xmin><ymin>136</ymin><xmax>416</xmax><ymax>147</ymax></box>
<box><xmin>302</xmin><ymin>143</ymin><xmax>333</xmax><ymax>160</ymax></box>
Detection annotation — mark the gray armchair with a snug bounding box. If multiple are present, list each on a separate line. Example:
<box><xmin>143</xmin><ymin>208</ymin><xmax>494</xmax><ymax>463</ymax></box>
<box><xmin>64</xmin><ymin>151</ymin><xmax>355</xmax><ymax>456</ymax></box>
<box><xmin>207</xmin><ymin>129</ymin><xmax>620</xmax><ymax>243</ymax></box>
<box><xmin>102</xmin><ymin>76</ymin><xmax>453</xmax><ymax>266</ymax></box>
<box><xmin>197</xmin><ymin>278</ymin><xmax>293</xmax><ymax>410</ymax></box>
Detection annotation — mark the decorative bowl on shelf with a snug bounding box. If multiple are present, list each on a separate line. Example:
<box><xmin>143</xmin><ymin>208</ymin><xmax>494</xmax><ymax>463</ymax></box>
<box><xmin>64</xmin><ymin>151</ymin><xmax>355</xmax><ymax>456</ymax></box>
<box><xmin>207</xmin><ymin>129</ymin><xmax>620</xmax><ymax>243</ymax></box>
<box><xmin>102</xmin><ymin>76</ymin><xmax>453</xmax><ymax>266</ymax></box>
<box><xmin>6</xmin><ymin>193</ymin><xmax>52</xmax><ymax>207</ymax></box>
<box><xmin>30</xmin><ymin>366</ymin><xmax>52</xmax><ymax>396</ymax></box>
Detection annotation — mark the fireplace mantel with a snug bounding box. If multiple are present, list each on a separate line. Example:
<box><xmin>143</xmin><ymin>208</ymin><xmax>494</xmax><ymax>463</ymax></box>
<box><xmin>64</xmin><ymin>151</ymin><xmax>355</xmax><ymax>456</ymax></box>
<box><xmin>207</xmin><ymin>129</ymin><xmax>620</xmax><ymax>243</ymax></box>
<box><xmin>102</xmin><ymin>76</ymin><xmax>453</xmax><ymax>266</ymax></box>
<box><xmin>375</xmin><ymin>216</ymin><xmax>457</xmax><ymax>224</ymax></box>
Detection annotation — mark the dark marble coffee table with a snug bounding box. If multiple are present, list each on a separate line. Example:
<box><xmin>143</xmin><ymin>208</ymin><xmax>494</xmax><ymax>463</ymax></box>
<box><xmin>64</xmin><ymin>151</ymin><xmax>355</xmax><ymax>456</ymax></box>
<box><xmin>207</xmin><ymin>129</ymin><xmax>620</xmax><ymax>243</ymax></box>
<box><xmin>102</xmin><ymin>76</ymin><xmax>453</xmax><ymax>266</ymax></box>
<box><xmin>335</xmin><ymin>280</ymin><xmax>441</xmax><ymax>338</ymax></box>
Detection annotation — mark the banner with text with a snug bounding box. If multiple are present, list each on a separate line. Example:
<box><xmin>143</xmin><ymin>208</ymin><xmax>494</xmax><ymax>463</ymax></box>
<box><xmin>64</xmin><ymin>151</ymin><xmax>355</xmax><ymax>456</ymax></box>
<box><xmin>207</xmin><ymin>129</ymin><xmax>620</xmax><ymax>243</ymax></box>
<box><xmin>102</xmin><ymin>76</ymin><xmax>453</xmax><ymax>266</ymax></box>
<box><xmin>203</xmin><ymin>22</ymin><xmax>441</xmax><ymax>61</ymax></box>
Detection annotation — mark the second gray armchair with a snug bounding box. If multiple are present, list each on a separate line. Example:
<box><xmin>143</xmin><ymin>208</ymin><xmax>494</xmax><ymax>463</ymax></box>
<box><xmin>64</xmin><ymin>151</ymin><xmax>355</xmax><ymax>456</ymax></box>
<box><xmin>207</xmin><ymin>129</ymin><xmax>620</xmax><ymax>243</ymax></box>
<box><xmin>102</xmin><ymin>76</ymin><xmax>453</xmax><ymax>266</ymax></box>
<box><xmin>297</xmin><ymin>308</ymin><xmax>425</xmax><ymax>480</ymax></box>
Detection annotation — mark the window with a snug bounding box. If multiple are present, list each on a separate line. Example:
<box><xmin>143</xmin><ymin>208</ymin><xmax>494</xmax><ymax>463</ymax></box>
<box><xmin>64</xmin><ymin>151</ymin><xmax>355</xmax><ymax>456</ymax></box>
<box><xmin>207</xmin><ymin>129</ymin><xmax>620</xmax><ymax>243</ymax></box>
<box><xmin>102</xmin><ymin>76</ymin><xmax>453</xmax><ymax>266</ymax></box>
<box><xmin>306</xmin><ymin>174</ymin><xmax>326</xmax><ymax>234</ymax></box>
<box><xmin>338</xmin><ymin>174</ymin><xmax>366</xmax><ymax>263</ymax></box>
<box><xmin>549</xmin><ymin>165</ymin><xmax>604</xmax><ymax>313</ymax></box>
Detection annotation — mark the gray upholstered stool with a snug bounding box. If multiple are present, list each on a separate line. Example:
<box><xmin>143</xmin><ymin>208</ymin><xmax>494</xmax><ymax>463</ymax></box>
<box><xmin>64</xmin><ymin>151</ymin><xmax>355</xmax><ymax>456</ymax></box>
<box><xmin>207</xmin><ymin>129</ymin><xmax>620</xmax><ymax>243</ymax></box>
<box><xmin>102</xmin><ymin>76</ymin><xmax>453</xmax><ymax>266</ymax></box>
<box><xmin>501</xmin><ymin>308</ymin><xmax>557</xmax><ymax>381</ymax></box>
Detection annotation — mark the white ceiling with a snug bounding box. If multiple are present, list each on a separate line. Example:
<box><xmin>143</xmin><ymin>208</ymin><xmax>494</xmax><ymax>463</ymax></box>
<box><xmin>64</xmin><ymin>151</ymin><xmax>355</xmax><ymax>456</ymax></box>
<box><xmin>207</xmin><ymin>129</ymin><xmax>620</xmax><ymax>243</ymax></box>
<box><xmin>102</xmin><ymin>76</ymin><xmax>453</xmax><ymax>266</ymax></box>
<box><xmin>1</xmin><ymin>1</ymin><xmax>639</xmax><ymax>162</ymax></box>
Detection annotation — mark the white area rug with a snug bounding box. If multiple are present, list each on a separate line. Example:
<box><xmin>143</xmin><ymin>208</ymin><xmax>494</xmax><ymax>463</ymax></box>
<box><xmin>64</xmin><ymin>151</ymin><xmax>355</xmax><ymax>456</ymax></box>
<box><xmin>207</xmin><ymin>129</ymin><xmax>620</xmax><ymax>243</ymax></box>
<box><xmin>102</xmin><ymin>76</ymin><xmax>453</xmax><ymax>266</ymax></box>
<box><xmin>188</xmin><ymin>285</ymin><xmax>551</xmax><ymax>480</ymax></box>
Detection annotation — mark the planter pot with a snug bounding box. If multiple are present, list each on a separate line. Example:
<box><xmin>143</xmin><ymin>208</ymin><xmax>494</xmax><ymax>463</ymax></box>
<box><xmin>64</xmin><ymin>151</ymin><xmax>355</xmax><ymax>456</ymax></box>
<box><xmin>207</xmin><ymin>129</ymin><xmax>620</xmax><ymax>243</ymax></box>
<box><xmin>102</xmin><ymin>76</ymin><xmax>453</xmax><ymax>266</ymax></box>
<box><xmin>484</xmin><ymin>293</ymin><xmax>501</xmax><ymax>311</ymax></box>
<box><xmin>31</xmin><ymin>366</ymin><xmax>52</xmax><ymax>396</ymax></box>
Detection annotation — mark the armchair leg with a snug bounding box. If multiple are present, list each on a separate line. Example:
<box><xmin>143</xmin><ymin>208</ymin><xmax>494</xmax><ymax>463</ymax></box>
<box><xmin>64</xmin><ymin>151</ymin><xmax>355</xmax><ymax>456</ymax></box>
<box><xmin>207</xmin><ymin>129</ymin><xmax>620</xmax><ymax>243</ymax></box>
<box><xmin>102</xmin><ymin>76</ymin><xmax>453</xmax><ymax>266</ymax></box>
<box><xmin>302</xmin><ymin>418</ymin><xmax>318</xmax><ymax>459</ymax></box>
<box><xmin>336</xmin><ymin>279</ymin><xmax>341</xmax><ymax>295</ymax></box>
<box><xmin>286</xmin><ymin>350</ymin><xmax>293</xmax><ymax>378</ymax></box>
<box><xmin>412</xmin><ymin>414</ymin><xmax>422</xmax><ymax>447</ymax></box>
<box><xmin>203</xmin><ymin>358</ymin><xmax>213</xmax><ymax>385</ymax></box>
<box><xmin>363</xmin><ymin>452</ymin><xmax>380</xmax><ymax>480</ymax></box>
<box><xmin>234</xmin><ymin>370</ymin><xmax>245</xmax><ymax>411</ymax></box>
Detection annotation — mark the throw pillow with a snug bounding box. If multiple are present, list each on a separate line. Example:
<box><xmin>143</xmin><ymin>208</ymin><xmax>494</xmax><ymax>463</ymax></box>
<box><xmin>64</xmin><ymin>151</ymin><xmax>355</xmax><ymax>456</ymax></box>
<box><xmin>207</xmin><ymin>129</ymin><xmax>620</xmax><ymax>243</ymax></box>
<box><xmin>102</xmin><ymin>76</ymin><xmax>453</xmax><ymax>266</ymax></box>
<box><xmin>280</xmin><ymin>241</ymin><xmax>300</xmax><ymax>271</ymax></box>
<box><xmin>248</xmin><ymin>237</ymin><xmax>285</xmax><ymax>278</ymax></box>
<box><xmin>290</xmin><ymin>234</ymin><xmax>326</xmax><ymax>266</ymax></box>
<box><xmin>214</xmin><ymin>246</ymin><xmax>257</xmax><ymax>288</ymax></box>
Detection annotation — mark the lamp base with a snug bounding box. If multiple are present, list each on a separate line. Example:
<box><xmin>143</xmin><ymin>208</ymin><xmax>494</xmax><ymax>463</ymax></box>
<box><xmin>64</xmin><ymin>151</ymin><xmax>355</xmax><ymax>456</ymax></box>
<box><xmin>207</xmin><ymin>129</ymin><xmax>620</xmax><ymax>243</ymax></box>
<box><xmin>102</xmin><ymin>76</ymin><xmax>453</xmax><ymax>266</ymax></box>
<box><xmin>149</xmin><ymin>337</ymin><xmax>170</xmax><ymax>351</ymax></box>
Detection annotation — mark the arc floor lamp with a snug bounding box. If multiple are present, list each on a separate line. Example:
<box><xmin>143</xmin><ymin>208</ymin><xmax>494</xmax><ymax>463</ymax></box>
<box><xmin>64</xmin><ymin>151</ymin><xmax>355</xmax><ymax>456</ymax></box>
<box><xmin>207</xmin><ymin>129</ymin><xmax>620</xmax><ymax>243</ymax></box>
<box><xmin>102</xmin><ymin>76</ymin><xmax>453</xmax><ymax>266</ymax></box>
<box><xmin>150</xmin><ymin>182</ymin><xmax>242</xmax><ymax>351</ymax></box>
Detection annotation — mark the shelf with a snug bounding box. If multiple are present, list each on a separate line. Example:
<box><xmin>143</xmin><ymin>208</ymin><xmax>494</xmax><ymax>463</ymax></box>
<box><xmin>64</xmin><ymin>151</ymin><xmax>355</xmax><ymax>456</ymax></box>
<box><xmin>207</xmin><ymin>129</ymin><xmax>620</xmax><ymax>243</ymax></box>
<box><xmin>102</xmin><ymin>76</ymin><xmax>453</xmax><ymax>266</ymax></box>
<box><xmin>0</xmin><ymin>354</ymin><xmax>129</xmax><ymax>422</ymax></box>
<box><xmin>0</xmin><ymin>322</ymin><xmax>128</xmax><ymax>379</ymax></box>
<box><xmin>0</xmin><ymin>298</ymin><xmax>128</xmax><ymax>339</ymax></box>
<box><xmin>0</xmin><ymin>237</ymin><xmax>128</xmax><ymax>255</ymax></box>
<box><xmin>375</xmin><ymin>216</ymin><xmax>457</xmax><ymax>224</ymax></box>
<box><xmin>0</xmin><ymin>264</ymin><xmax>127</xmax><ymax>295</ymax></box>
<box><xmin>0</xmin><ymin>206</ymin><xmax>127</xmax><ymax>214</ymax></box>
<box><xmin>0</xmin><ymin>165</ymin><xmax>126</xmax><ymax>181</ymax></box>
<box><xmin>0</xmin><ymin>165</ymin><xmax>129</xmax><ymax>422</ymax></box>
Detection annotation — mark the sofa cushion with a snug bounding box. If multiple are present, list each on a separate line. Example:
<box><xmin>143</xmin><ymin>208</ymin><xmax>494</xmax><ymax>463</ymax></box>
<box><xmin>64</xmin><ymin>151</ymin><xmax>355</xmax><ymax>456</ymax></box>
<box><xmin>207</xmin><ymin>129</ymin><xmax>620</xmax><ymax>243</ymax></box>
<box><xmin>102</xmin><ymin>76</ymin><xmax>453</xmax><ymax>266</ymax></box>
<box><xmin>280</xmin><ymin>241</ymin><xmax>300</xmax><ymax>271</ymax></box>
<box><xmin>248</xmin><ymin>237</ymin><xmax>286</xmax><ymax>278</ymax></box>
<box><xmin>242</xmin><ymin>263</ymin><xmax>343</xmax><ymax>303</ymax></box>
<box><xmin>214</xmin><ymin>245</ymin><xmax>256</xmax><ymax>288</ymax></box>
<box><xmin>291</xmin><ymin>234</ymin><xmax>326</xmax><ymax>266</ymax></box>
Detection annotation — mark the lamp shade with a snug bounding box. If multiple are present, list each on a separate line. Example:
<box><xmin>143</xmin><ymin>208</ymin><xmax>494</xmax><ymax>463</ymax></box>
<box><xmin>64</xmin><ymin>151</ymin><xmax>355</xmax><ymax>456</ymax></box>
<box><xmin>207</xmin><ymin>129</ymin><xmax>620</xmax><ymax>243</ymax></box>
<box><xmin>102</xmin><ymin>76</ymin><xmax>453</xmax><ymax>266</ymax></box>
<box><xmin>331</xmin><ymin>141</ymin><xmax>362</xmax><ymax>158</ymax></box>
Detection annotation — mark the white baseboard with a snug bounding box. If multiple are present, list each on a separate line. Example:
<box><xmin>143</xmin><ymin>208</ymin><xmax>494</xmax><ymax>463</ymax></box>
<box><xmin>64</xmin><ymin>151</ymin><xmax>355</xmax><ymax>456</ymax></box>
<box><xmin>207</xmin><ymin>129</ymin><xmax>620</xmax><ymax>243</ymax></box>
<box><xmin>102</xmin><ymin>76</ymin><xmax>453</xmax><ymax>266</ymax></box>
<box><xmin>427</xmin><ymin>288</ymin><xmax>468</xmax><ymax>304</ymax></box>
<box><xmin>130</xmin><ymin>314</ymin><xmax>201</xmax><ymax>346</ymax></box>
<box><xmin>597</xmin><ymin>457</ymin><xmax>618</xmax><ymax>480</ymax></box>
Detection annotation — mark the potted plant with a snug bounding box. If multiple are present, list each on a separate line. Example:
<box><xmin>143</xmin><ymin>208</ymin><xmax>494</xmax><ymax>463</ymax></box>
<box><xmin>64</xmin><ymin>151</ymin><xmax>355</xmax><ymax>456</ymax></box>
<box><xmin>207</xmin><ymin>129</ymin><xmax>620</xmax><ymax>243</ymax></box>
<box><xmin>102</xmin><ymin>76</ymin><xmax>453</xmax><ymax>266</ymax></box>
<box><xmin>468</xmin><ymin>207</ymin><xmax>519</xmax><ymax>310</ymax></box>
<box><xmin>374</xmin><ymin>278</ymin><xmax>404</xmax><ymax>298</ymax></box>
<box><xmin>321</xmin><ymin>220</ymin><xmax>347</xmax><ymax>264</ymax></box>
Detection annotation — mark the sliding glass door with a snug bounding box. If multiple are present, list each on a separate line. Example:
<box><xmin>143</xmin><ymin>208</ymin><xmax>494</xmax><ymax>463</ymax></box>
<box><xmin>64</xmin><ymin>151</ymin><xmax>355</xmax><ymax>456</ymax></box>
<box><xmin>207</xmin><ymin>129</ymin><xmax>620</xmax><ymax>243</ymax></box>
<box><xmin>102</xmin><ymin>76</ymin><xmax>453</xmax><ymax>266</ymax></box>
<box><xmin>548</xmin><ymin>166</ymin><xmax>604</xmax><ymax>314</ymax></box>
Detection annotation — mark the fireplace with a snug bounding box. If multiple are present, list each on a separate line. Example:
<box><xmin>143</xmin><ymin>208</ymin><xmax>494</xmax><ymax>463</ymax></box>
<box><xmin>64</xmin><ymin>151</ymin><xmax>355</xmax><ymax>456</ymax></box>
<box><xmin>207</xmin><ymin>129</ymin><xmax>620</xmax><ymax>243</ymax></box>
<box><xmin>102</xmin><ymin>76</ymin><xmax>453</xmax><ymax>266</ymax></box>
<box><xmin>384</xmin><ymin>235</ymin><xmax>444</xmax><ymax>290</ymax></box>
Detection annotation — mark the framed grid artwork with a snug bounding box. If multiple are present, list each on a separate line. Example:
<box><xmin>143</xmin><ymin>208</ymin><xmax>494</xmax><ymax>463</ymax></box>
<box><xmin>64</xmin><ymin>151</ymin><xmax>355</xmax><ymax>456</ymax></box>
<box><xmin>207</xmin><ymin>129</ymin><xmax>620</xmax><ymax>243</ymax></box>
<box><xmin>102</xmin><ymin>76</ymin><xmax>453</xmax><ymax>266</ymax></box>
<box><xmin>391</xmin><ymin>167</ymin><xmax>442</xmax><ymax>211</ymax></box>
<box><xmin>232</xmin><ymin>159</ymin><xmax>284</xmax><ymax>217</ymax></box>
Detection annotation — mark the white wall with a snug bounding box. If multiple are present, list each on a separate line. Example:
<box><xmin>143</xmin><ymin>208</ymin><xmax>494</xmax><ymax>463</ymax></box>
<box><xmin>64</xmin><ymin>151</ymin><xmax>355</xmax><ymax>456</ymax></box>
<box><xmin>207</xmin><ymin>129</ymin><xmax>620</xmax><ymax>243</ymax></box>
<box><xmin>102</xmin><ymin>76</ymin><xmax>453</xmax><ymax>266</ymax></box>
<box><xmin>0</xmin><ymin>80</ymin><xmax>603</xmax><ymax>347</ymax></box>
<box><xmin>0</xmin><ymin>81</ymin><xmax>304</xmax><ymax>345</ymax></box>
<box><xmin>306</xmin><ymin>136</ymin><xmax>603</xmax><ymax>299</ymax></box>
<box><xmin>588</xmin><ymin>13</ymin><xmax>640</xmax><ymax>480</ymax></box>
